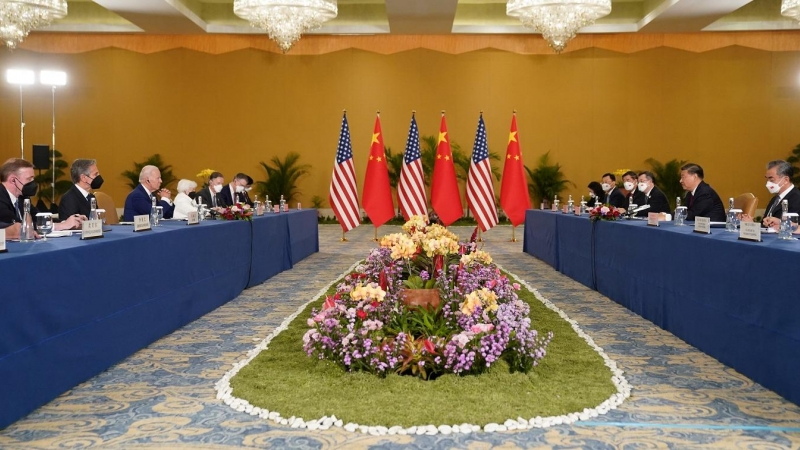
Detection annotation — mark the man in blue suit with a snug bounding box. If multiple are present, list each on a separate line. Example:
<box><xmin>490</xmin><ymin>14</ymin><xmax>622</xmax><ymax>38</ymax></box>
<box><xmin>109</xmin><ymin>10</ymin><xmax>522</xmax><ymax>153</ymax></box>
<box><xmin>122</xmin><ymin>165</ymin><xmax>175</xmax><ymax>221</ymax></box>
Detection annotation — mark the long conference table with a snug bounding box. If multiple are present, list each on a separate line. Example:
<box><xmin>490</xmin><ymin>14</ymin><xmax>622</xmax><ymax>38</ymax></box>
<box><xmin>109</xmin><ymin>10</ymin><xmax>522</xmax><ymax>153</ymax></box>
<box><xmin>0</xmin><ymin>210</ymin><xmax>318</xmax><ymax>429</ymax></box>
<box><xmin>524</xmin><ymin>209</ymin><xmax>800</xmax><ymax>406</ymax></box>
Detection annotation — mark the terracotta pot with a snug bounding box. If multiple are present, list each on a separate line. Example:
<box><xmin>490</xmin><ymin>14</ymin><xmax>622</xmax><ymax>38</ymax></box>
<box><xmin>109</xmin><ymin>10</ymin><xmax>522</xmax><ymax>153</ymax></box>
<box><xmin>401</xmin><ymin>289</ymin><xmax>441</xmax><ymax>310</ymax></box>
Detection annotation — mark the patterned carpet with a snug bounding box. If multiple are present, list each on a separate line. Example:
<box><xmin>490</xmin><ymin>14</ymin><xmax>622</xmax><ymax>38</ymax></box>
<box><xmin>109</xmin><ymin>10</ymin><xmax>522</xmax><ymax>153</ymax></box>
<box><xmin>1</xmin><ymin>224</ymin><xmax>799</xmax><ymax>449</ymax></box>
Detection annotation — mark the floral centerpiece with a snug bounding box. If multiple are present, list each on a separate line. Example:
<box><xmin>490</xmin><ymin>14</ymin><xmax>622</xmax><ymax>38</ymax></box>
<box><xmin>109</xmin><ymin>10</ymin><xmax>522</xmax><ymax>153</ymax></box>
<box><xmin>219</xmin><ymin>203</ymin><xmax>253</xmax><ymax>221</ymax></box>
<box><xmin>196</xmin><ymin>168</ymin><xmax>215</xmax><ymax>188</ymax></box>
<box><xmin>589</xmin><ymin>205</ymin><xmax>621</xmax><ymax>222</ymax></box>
<box><xmin>303</xmin><ymin>216</ymin><xmax>553</xmax><ymax>380</ymax></box>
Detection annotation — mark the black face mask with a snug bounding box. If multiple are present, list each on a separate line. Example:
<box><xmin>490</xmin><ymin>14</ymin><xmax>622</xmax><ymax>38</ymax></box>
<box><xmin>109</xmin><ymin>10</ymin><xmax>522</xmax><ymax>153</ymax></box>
<box><xmin>188</xmin><ymin>191</ymin><xmax>197</xmax><ymax>200</ymax></box>
<box><xmin>89</xmin><ymin>174</ymin><xmax>104</xmax><ymax>190</ymax></box>
<box><xmin>16</xmin><ymin>179</ymin><xmax>38</xmax><ymax>197</ymax></box>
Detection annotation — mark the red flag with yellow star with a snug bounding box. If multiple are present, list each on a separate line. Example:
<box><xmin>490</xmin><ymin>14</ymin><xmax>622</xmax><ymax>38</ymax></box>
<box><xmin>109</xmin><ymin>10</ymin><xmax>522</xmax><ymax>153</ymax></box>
<box><xmin>431</xmin><ymin>114</ymin><xmax>463</xmax><ymax>226</ymax></box>
<box><xmin>362</xmin><ymin>114</ymin><xmax>395</xmax><ymax>228</ymax></box>
<box><xmin>500</xmin><ymin>113</ymin><xmax>531</xmax><ymax>226</ymax></box>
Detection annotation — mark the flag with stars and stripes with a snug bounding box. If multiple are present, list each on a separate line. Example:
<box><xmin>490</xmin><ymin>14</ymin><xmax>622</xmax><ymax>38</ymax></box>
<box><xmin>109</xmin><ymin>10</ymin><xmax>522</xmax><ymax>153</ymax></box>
<box><xmin>466</xmin><ymin>114</ymin><xmax>499</xmax><ymax>232</ymax></box>
<box><xmin>328</xmin><ymin>112</ymin><xmax>360</xmax><ymax>232</ymax></box>
<box><xmin>397</xmin><ymin>113</ymin><xmax>427</xmax><ymax>220</ymax></box>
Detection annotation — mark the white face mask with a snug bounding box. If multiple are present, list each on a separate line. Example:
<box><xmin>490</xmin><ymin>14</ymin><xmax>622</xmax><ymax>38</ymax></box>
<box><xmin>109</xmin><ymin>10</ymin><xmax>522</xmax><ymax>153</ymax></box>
<box><xmin>623</xmin><ymin>181</ymin><xmax>635</xmax><ymax>191</ymax></box>
<box><xmin>637</xmin><ymin>182</ymin><xmax>648</xmax><ymax>192</ymax></box>
<box><xmin>601</xmin><ymin>183</ymin><xmax>611</xmax><ymax>192</ymax></box>
<box><xmin>245</xmin><ymin>187</ymin><xmax>252</xmax><ymax>192</ymax></box>
<box><xmin>213</xmin><ymin>184</ymin><xmax>222</xmax><ymax>193</ymax></box>
<box><xmin>766</xmin><ymin>179</ymin><xmax>783</xmax><ymax>195</ymax></box>
<box><xmin>235</xmin><ymin>185</ymin><xmax>245</xmax><ymax>193</ymax></box>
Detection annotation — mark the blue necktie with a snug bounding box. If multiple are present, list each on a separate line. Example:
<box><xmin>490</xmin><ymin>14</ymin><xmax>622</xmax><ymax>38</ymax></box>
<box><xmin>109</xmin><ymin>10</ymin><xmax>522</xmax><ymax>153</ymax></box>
<box><xmin>13</xmin><ymin>200</ymin><xmax>20</xmax><ymax>222</ymax></box>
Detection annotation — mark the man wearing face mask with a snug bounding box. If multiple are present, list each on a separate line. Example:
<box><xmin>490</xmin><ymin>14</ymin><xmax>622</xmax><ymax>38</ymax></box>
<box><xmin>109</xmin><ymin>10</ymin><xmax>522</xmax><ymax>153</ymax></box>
<box><xmin>219</xmin><ymin>173</ymin><xmax>250</xmax><ymax>207</ymax></box>
<box><xmin>0</xmin><ymin>158</ymin><xmax>83</xmax><ymax>233</ymax></box>
<box><xmin>197</xmin><ymin>171</ymin><xmax>224</xmax><ymax>211</ymax></box>
<box><xmin>59</xmin><ymin>158</ymin><xmax>104</xmax><ymax>221</ymax></box>
<box><xmin>621</xmin><ymin>171</ymin><xmax>645</xmax><ymax>211</ymax></box>
<box><xmin>239</xmin><ymin>175</ymin><xmax>255</xmax><ymax>207</ymax></box>
<box><xmin>601</xmin><ymin>173</ymin><xmax>628</xmax><ymax>210</ymax></box>
<box><xmin>756</xmin><ymin>160</ymin><xmax>800</xmax><ymax>228</ymax></box>
<box><xmin>634</xmin><ymin>171</ymin><xmax>671</xmax><ymax>217</ymax></box>
<box><xmin>122</xmin><ymin>165</ymin><xmax>174</xmax><ymax>222</ymax></box>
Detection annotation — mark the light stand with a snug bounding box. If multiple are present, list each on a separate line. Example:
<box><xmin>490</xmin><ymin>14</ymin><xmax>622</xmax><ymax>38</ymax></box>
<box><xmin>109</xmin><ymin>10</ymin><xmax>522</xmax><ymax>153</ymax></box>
<box><xmin>5</xmin><ymin>69</ymin><xmax>35</xmax><ymax>159</ymax></box>
<box><xmin>40</xmin><ymin>71</ymin><xmax>67</xmax><ymax>206</ymax></box>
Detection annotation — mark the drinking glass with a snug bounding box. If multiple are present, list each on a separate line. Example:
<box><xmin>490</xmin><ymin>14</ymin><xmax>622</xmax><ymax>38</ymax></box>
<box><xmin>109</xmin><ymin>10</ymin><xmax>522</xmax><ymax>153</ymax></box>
<box><xmin>36</xmin><ymin>213</ymin><xmax>53</xmax><ymax>241</ymax></box>
<box><xmin>155</xmin><ymin>206</ymin><xmax>164</xmax><ymax>226</ymax></box>
<box><xmin>675</xmin><ymin>207</ymin><xmax>687</xmax><ymax>226</ymax></box>
<box><xmin>96</xmin><ymin>209</ymin><xmax>106</xmax><ymax>226</ymax></box>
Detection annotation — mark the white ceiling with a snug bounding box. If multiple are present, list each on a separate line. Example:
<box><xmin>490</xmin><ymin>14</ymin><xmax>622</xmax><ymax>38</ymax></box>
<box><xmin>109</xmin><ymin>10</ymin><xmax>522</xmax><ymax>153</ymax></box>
<box><xmin>42</xmin><ymin>0</ymin><xmax>800</xmax><ymax>36</ymax></box>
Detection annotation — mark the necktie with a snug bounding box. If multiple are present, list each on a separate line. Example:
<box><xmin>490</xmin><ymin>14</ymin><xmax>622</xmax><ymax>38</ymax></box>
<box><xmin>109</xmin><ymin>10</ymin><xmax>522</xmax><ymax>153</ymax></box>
<box><xmin>212</xmin><ymin>190</ymin><xmax>217</xmax><ymax>207</ymax></box>
<box><xmin>13</xmin><ymin>200</ymin><xmax>20</xmax><ymax>222</ymax></box>
<box><xmin>688</xmin><ymin>193</ymin><xmax>694</xmax><ymax>208</ymax></box>
<box><xmin>766</xmin><ymin>196</ymin><xmax>779</xmax><ymax>217</ymax></box>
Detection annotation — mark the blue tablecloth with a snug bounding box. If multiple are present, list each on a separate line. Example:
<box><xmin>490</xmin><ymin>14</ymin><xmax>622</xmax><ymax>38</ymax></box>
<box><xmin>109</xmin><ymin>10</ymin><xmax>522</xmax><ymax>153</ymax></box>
<box><xmin>0</xmin><ymin>213</ymin><xmax>318</xmax><ymax>429</ymax></box>
<box><xmin>524</xmin><ymin>209</ymin><xmax>800</xmax><ymax>406</ymax></box>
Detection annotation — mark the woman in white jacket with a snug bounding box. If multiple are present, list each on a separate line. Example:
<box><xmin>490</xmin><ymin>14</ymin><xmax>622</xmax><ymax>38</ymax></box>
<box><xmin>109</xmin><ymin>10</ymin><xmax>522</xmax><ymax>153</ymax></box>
<box><xmin>173</xmin><ymin>179</ymin><xmax>198</xmax><ymax>219</ymax></box>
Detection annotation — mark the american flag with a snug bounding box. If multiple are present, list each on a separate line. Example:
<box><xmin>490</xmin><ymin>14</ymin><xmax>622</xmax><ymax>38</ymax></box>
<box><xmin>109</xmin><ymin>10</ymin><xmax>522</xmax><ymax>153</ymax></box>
<box><xmin>466</xmin><ymin>114</ymin><xmax>498</xmax><ymax>232</ymax></box>
<box><xmin>328</xmin><ymin>112</ymin><xmax>360</xmax><ymax>232</ymax></box>
<box><xmin>397</xmin><ymin>113</ymin><xmax>428</xmax><ymax>220</ymax></box>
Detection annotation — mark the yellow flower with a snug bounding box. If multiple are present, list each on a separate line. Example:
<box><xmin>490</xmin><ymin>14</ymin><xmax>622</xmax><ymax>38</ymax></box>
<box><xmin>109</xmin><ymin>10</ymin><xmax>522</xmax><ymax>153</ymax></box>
<box><xmin>196</xmin><ymin>168</ymin><xmax>215</xmax><ymax>179</ymax></box>
<box><xmin>350</xmin><ymin>282</ymin><xmax>386</xmax><ymax>302</ymax></box>
<box><xmin>460</xmin><ymin>250</ymin><xmax>492</xmax><ymax>266</ymax></box>
<box><xmin>460</xmin><ymin>288</ymin><xmax>498</xmax><ymax>315</ymax></box>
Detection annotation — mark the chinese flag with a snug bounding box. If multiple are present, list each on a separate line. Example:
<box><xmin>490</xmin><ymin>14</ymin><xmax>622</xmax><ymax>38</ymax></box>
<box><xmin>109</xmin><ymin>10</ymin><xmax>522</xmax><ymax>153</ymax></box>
<box><xmin>500</xmin><ymin>113</ymin><xmax>531</xmax><ymax>226</ymax></box>
<box><xmin>362</xmin><ymin>114</ymin><xmax>395</xmax><ymax>228</ymax></box>
<box><xmin>431</xmin><ymin>114</ymin><xmax>463</xmax><ymax>226</ymax></box>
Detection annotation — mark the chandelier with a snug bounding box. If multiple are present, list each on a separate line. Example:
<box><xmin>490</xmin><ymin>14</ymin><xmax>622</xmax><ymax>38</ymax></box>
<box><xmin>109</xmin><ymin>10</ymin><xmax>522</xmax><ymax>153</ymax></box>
<box><xmin>233</xmin><ymin>0</ymin><xmax>337</xmax><ymax>53</ymax></box>
<box><xmin>0</xmin><ymin>0</ymin><xmax>67</xmax><ymax>49</ymax></box>
<box><xmin>507</xmin><ymin>0</ymin><xmax>611</xmax><ymax>53</ymax></box>
<box><xmin>782</xmin><ymin>0</ymin><xmax>800</xmax><ymax>21</ymax></box>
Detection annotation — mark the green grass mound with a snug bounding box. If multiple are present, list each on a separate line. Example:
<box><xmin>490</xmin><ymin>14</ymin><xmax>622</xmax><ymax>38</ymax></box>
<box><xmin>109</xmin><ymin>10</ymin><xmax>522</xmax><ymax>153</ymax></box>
<box><xmin>230</xmin><ymin>271</ymin><xmax>616</xmax><ymax>427</ymax></box>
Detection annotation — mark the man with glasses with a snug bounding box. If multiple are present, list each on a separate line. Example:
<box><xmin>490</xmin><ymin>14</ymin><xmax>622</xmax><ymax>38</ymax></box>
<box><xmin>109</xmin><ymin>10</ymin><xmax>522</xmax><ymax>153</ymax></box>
<box><xmin>59</xmin><ymin>158</ymin><xmax>103</xmax><ymax>220</ymax></box>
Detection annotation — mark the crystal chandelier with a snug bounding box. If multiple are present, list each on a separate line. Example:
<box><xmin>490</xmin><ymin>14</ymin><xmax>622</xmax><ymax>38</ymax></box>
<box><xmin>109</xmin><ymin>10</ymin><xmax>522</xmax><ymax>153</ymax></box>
<box><xmin>782</xmin><ymin>0</ymin><xmax>800</xmax><ymax>21</ymax></box>
<box><xmin>507</xmin><ymin>0</ymin><xmax>611</xmax><ymax>53</ymax></box>
<box><xmin>0</xmin><ymin>0</ymin><xmax>67</xmax><ymax>49</ymax></box>
<box><xmin>234</xmin><ymin>0</ymin><xmax>337</xmax><ymax>53</ymax></box>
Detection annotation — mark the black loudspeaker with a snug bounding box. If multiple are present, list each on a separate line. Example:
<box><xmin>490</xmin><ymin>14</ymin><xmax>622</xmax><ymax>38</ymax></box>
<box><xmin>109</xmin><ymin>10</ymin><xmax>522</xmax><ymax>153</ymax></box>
<box><xmin>32</xmin><ymin>145</ymin><xmax>50</xmax><ymax>170</ymax></box>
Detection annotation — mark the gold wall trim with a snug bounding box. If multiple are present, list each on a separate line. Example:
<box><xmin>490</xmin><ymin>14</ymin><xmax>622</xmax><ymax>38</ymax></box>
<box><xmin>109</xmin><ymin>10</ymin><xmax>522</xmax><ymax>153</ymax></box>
<box><xmin>16</xmin><ymin>31</ymin><xmax>800</xmax><ymax>55</ymax></box>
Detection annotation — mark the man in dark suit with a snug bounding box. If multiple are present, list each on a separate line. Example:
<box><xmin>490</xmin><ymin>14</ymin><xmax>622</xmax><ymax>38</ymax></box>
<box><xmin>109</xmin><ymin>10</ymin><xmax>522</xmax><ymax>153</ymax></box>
<box><xmin>197</xmin><ymin>171</ymin><xmax>225</xmax><ymax>210</ymax></box>
<box><xmin>0</xmin><ymin>158</ymin><xmax>82</xmax><ymax>232</ymax></box>
<box><xmin>601</xmin><ymin>172</ymin><xmax>628</xmax><ymax>210</ymax></box>
<box><xmin>621</xmin><ymin>170</ymin><xmax>645</xmax><ymax>210</ymax></box>
<box><xmin>122</xmin><ymin>165</ymin><xmax>174</xmax><ymax>221</ymax></box>
<box><xmin>635</xmin><ymin>171</ymin><xmax>671</xmax><ymax>217</ymax></box>
<box><xmin>759</xmin><ymin>160</ymin><xmax>800</xmax><ymax>228</ymax></box>
<box><xmin>219</xmin><ymin>172</ymin><xmax>250</xmax><ymax>207</ymax></box>
<box><xmin>679</xmin><ymin>163</ymin><xmax>725</xmax><ymax>222</ymax></box>
<box><xmin>59</xmin><ymin>158</ymin><xmax>104</xmax><ymax>220</ymax></box>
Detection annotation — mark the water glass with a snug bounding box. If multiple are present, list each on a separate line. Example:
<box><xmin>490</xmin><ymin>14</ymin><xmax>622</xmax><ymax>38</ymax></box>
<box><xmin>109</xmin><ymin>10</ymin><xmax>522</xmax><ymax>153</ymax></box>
<box><xmin>36</xmin><ymin>213</ymin><xmax>53</xmax><ymax>241</ymax></box>
<box><xmin>155</xmin><ymin>206</ymin><xmax>164</xmax><ymax>226</ymax></box>
<box><xmin>675</xmin><ymin>206</ymin><xmax>687</xmax><ymax>226</ymax></box>
<box><xmin>96</xmin><ymin>209</ymin><xmax>106</xmax><ymax>226</ymax></box>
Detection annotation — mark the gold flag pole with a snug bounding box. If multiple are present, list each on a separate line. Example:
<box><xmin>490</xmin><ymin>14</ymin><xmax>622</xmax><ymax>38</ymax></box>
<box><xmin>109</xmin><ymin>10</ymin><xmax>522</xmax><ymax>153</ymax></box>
<box><xmin>510</xmin><ymin>226</ymin><xmax>518</xmax><ymax>242</ymax></box>
<box><xmin>341</xmin><ymin>230</ymin><xmax>348</xmax><ymax>242</ymax></box>
<box><xmin>477</xmin><ymin>227</ymin><xmax>483</xmax><ymax>242</ymax></box>
<box><xmin>373</xmin><ymin>226</ymin><xmax>379</xmax><ymax>242</ymax></box>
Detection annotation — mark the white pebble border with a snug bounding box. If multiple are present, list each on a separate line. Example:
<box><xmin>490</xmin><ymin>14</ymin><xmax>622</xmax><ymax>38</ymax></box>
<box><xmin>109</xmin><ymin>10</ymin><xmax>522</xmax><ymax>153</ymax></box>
<box><xmin>215</xmin><ymin>262</ymin><xmax>631</xmax><ymax>435</ymax></box>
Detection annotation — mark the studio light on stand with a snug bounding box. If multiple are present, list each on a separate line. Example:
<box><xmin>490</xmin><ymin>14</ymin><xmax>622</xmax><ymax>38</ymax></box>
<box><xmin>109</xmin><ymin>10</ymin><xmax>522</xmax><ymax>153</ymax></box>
<box><xmin>40</xmin><ymin>70</ymin><xmax>67</xmax><ymax>207</ymax></box>
<box><xmin>5</xmin><ymin>69</ymin><xmax>35</xmax><ymax>159</ymax></box>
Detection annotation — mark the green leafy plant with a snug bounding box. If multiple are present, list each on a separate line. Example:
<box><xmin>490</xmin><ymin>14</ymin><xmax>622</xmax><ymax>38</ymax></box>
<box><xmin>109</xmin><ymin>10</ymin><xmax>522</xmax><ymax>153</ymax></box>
<box><xmin>403</xmin><ymin>275</ymin><xmax>436</xmax><ymax>290</ymax></box>
<box><xmin>645</xmin><ymin>157</ymin><xmax>687</xmax><ymax>211</ymax></box>
<box><xmin>256</xmin><ymin>152</ymin><xmax>311</xmax><ymax>204</ymax></box>
<box><xmin>34</xmin><ymin>149</ymin><xmax>73</xmax><ymax>209</ymax></box>
<box><xmin>524</xmin><ymin>152</ymin><xmax>574</xmax><ymax>206</ymax></box>
<box><xmin>121</xmin><ymin>154</ymin><xmax>176</xmax><ymax>191</ymax></box>
<box><xmin>786</xmin><ymin>143</ymin><xmax>800</xmax><ymax>185</ymax></box>
<box><xmin>310</xmin><ymin>195</ymin><xmax>325</xmax><ymax>209</ymax></box>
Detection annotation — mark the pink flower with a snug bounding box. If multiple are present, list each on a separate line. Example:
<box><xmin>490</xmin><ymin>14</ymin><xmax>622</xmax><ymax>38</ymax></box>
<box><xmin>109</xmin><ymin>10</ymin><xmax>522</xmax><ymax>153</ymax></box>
<box><xmin>323</xmin><ymin>296</ymin><xmax>336</xmax><ymax>310</ymax></box>
<box><xmin>600</xmin><ymin>206</ymin><xmax>610</xmax><ymax>214</ymax></box>
<box><xmin>513</xmin><ymin>283</ymin><xmax>521</xmax><ymax>290</ymax></box>
<box><xmin>356</xmin><ymin>310</ymin><xmax>367</xmax><ymax>320</ymax></box>
<box><xmin>470</xmin><ymin>323</ymin><xmax>494</xmax><ymax>333</ymax></box>
<box><xmin>423</xmin><ymin>339</ymin><xmax>436</xmax><ymax>354</ymax></box>
<box><xmin>307</xmin><ymin>318</ymin><xmax>316</xmax><ymax>327</ymax></box>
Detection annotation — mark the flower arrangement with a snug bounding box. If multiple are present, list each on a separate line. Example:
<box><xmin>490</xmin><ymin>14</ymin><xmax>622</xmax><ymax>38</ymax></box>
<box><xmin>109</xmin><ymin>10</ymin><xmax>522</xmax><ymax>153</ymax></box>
<box><xmin>589</xmin><ymin>205</ymin><xmax>621</xmax><ymax>222</ymax></box>
<box><xmin>196</xmin><ymin>168</ymin><xmax>215</xmax><ymax>188</ymax></box>
<box><xmin>303</xmin><ymin>216</ymin><xmax>553</xmax><ymax>380</ymax></box>
<box><xmin>219</xmin><ymin>203</ymin><xmax>253</xmax><ymax>221</ymax></box>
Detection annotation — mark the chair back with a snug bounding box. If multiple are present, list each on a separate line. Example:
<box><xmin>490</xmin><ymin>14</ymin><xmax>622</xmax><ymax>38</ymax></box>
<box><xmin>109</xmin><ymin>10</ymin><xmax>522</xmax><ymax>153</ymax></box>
<box><xmin>734</xmin><ymin>193</ymin><xmax>758</xmax><ymax>218</ymax></box>
<box><xmin>93</xmin><ymin>191</ymin><xmax>119</xmax><ymax>224</ymax></box>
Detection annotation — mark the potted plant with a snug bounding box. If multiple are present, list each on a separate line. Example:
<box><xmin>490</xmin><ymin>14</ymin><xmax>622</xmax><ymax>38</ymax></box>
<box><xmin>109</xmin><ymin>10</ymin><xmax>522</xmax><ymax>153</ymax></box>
<box><xmin>525</xmin><ymin>152</ymin><xmax>574</xmax><ymax>207</ymax></box>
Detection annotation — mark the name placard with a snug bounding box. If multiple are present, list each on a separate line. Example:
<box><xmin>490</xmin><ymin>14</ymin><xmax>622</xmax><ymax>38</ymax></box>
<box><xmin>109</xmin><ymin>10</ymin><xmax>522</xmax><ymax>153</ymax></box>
<box><xmin>187</xmin><ymin>211</ymin><xmax>199</xmax><ymax>225</ymax></box>
<box><xmin>81</xmin><ymin>219</ymin><xmax>104</xmax><ymax>240</ymax></box>
<box><xmin>739</xmin><ymin>221</ymin><xmax>762</xmax><ymax>242</ymax></box>
<box><xmin>693</xmin><ymin>217</ymin><xmax>711</xmax><ymax>234</ymax></box>
<box><xmin>134</xmin><ymin>215</ymin><xmax>152</xmax><ymax>232</ymax></box>
<box><xmin>647</xmin><ymin>212</ymin><xmax>660</xmax><ymax>227</ymax></box>
<box><xmin>0</xmin><ymin>228</ymin><xmax>6</xmax><ymax>252</ymax></box>
<box><xmin>562</xmin><ymin>205</ymin><xmax>568</xmax><ymax>214</ymax></box>
<box><xmin>574</xmin><ymin>207</ymin><xmax>581</xmax><ymax>216</ymax></box>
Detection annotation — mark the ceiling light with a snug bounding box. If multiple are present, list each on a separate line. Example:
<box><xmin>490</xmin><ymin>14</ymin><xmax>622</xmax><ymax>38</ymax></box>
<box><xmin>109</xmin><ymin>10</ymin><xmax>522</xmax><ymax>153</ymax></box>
<box><xmin>507</xmin><ymin>0</ymin><xmax>611</xmax><ymax>53</ymax></box>
<box><xmin>233</xmin><ymin>0</ymin><xmax>337</xmax><ymax>53</ymax></box>
<box><xmin>782</xmin><ymin>0</ymin><xmax>800</xmax><ymax>21</ymax></box>
<box><xmin>0</xmin><ymin>0</ymin><xmax>68</xmax><ymax>49</ymax></box>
